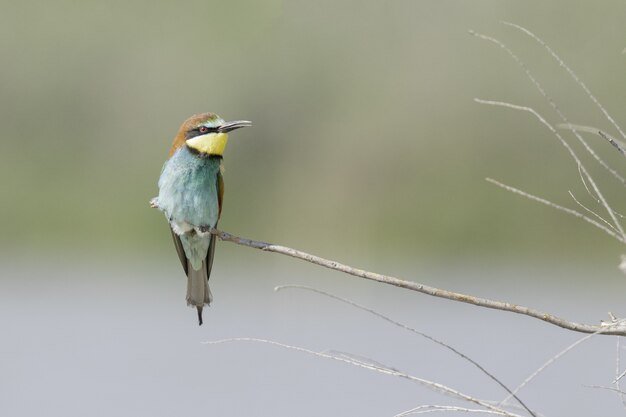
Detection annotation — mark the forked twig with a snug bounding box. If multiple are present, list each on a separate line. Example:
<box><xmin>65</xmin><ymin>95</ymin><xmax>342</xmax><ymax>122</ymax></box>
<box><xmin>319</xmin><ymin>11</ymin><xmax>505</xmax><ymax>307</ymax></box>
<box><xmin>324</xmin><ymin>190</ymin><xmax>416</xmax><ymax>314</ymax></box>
<box><xmin>203</xmin><ymin>337</ymin><xmax>524</xmax><ymax>417</ymax></box>
<box><xmin>500</xmin><ymin>331</ymin><xmax>602</xmax><ymax>405</ymax></box>
<box><xmin>567</xmin><ymin>191</ymin><xmax>617</xmax><ymax>233</ymax></box>
<box><xmin>276</xmin><ymin>285</ymin><xmax>536</xmax><ymax>417</ymax></box>
<box><xmin>474</xmin><ymin>98</ymin><xmax>626</xmax><ymax>241</ymax></box>
<box><xmin>395</xmin><ymin>404</ymin><xmax>518</xmax><ymax>416</ymax></box>
<box><xmin>586</xmin><ymin>385</ymin><xmax>626</xmax><ymax>396</ymax></box>
<box><xmin>502</xmin><ymin>21</ymin><xmax>626</xmax><ymax>141</ymax></box>
<box><xmin>485</xmin><ymin>178</ymin><xmax>624</xmax><ymax>243</ymax></box>
<box><xmin>471</xmin><ymin>28</ymin><xmax>626</xmax><ymax>190</ymax></box>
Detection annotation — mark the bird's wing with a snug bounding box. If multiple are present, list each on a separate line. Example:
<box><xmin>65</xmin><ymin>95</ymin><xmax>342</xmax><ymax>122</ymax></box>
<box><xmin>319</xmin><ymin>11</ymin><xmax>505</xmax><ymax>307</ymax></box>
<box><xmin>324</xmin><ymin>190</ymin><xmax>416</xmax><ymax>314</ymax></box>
<box><xmin>205</xmin><ymin>232</ymin><xmax>217</xmax><ymax>280</ymax></box>
<box><xmin>217</xmin><ymin>170</ymin><xmax>224</xmax><ymax>219</ymax></box>
<box><xmin>170</xmin><ymin>228</ymin><xmax>189</xmax><ymax>275</ymax></box>
<box><xmin>205</xmin><ymin>171</ymin><xmax>223</xmax><ymax>279</ymax></box>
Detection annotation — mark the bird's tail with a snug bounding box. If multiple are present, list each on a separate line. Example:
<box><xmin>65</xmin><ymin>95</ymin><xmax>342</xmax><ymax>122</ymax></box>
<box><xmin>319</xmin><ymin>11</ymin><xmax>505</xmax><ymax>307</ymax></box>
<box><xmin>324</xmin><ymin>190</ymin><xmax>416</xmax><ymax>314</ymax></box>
<box><xmin>186</xmin><ymin>260</ymin><xmax>213</xmax><ymax>326</ymax></box>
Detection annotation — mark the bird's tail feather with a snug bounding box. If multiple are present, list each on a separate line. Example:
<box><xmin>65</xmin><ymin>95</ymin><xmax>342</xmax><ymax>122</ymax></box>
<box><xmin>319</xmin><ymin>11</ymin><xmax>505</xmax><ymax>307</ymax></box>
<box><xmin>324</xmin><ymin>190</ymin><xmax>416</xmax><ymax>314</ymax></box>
<box><xmin>186</xmin><ymin>260</ymin><xmax>213</xmax><ymax>326</ymax></box>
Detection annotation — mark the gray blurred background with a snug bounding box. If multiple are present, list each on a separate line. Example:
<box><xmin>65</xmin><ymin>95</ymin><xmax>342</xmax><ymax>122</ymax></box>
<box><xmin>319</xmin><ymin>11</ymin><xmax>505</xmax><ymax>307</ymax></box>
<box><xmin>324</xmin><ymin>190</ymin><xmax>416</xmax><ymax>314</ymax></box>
<box><xmin>2</xmin><ymin>1</ymin><xmax>626</xmax><ymax>416</ymax></box>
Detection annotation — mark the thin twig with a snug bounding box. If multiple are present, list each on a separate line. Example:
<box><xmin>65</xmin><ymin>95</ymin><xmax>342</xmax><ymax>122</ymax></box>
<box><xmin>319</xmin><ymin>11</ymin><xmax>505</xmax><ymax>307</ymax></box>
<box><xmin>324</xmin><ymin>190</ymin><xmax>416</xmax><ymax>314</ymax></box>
<box><xmin>502</xmin><ymin>21</ymin><xmax>626</xmax><ymax>141</ymax></box>
<box><xmin>615</xmin><ymin>337</ymin><xmax>626</xmax><ymax>409</ymax></box>
<box><xmin>567</xmin><ymin>190</ymin><xmax>617</xmax><ymax>233</ymax></box>
<box><xmin>576</xmin><ymin>162</ymin><xmax>600</xmax><ymax>203</ymax></box>
<box><xmin>558</xmin><ymin>124</ymin><xmax>626</xmax><ymax>158</ymax></box>
<box><xmin>471</xmin><ymin>29</ymin><xmax>626</xmax><ymax>191</ymax></box>
<box><xmin>485</xmin><ymin>178</ymin><xmax>624</xmax><ymax>243</ymax></box>
<box><xmin>395</xmin><ymin>404</ymin><xmax>515</xmax><ymax>416</ymax></box>
<box><xmin>474</xmin><ymin>98</ymin><xmax>626</xmax><ymax>241</ymax></box>
<box><xmin>203</xmin><ymin>337</ymin><xmax>524</xmax><ymax>417</ymax></box>
<box><xmin>615</xmin><ymin>368</ymin><xmax>626</xmax><ymax>383</ymax></box>
<box><xmin>501</xmin><ymin>316</ymin><xmax>626</xmax><ymax>405</ymax></box>
<box><xmin>276</xmin><ymin>285</ymin><xmax>536</xmax><ymax>417</ymax></box>
<box><xmin>586</xmin><ymin>385</ymin><xmax>626</xmax><ymax>395</ymax></box>
<box><xmin>500</xmin><ymin>331</ymin><xmax>600</xmax><ymax>405</ymax></box>
<box><xmin>599</xmin><ymin>130</ymin><xmax>626</xmax><ymax>158</ymax></box>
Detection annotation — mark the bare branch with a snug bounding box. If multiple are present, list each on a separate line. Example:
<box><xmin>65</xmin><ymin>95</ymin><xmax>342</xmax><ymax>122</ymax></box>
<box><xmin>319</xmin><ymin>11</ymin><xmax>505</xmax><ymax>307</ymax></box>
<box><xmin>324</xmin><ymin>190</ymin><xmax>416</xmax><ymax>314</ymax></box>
<box><xmin>150</xmin><ymin>197</ymin><xmax>626</xmax><ymax>336</ymax></box>
<box><xmin>470</xmin><ymin>29</ymin><xmax>625</xmax><ymax>191</ymax></box>
<box><xmin>217</xmin><ymin>229</ymin><xmax>626</xmax><ymax>335</ymax></box>
<box><xmin>474</xmin><ymin>98</ymin><xmax>626</xmax><ymax>241</ymax></box>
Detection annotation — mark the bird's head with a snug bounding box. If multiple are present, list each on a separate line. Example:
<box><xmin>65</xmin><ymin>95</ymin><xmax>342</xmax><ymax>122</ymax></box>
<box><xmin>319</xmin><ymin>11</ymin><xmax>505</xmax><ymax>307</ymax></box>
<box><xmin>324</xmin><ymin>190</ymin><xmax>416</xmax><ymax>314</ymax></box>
<box><xmin>169</xmin><ymin>112</ymin><xmax>251</xmax><ymax>157</ymax></box>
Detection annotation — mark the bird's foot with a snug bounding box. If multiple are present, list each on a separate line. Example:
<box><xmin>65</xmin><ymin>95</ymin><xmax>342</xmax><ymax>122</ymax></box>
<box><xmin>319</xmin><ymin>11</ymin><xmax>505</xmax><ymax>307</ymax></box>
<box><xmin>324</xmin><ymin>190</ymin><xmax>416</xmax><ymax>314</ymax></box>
<box><xmin>197</xmin><ymin>225</ymin><xmax>217</xmax><ymax>235</ymax></box>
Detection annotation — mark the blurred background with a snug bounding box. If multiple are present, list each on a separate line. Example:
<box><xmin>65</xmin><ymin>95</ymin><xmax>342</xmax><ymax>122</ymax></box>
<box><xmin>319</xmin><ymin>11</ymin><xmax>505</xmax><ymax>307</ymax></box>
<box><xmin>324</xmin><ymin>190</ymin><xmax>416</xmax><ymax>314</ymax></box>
<box><xmin>2</xmin><ymin>0</ymin><xmax>626</xmax><ymax>416</ymax></box>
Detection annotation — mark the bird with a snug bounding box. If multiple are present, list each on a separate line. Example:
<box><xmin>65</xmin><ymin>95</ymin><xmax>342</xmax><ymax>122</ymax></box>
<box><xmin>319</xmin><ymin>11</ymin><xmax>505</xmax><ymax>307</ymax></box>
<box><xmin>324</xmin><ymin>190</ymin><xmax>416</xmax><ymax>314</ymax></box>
<box><xmin>155</xmin><ymin>113</ymin><xmax>251</xmax><ymax>325</ymax></box>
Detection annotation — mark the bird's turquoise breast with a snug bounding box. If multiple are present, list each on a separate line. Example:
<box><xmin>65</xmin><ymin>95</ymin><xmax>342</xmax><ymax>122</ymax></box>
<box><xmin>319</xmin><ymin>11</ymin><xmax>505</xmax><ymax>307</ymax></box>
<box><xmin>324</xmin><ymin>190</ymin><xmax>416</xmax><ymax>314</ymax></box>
<box><xmin>157</xmin><ymin>146</ymin><xmax>221</xmax><ymax>229</ymax></box>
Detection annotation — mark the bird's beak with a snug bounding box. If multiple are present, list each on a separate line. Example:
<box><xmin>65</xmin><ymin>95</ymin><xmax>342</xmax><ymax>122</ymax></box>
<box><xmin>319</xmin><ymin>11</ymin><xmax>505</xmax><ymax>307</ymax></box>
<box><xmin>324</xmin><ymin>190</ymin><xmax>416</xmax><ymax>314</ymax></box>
<box><xmin>218</xmin><ymin>120</ymin><xmax>252</xmax><ymax>133</ymax></box>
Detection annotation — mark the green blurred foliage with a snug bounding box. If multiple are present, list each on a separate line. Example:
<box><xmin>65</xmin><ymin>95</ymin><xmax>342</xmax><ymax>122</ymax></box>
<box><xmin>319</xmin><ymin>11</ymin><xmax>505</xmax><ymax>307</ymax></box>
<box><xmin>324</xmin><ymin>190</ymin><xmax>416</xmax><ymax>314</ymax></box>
<box><xmin>2</xmin><ymin>0</ymin><xmax>626</xmax><ymax>263</ymax></box>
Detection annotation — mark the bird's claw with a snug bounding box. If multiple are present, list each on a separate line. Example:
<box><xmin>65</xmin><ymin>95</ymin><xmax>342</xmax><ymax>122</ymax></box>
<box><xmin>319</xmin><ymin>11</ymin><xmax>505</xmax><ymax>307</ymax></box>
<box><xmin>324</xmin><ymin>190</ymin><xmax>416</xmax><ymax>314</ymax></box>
<box><xmin>198</xmin><ymin>225</ymin><xmax>216</xmax><ymax>234</ymax></box>
<box><xmin>149</xmin><ymin>197</ymin><xmax>160</xmax><ymax>209</ymax></box>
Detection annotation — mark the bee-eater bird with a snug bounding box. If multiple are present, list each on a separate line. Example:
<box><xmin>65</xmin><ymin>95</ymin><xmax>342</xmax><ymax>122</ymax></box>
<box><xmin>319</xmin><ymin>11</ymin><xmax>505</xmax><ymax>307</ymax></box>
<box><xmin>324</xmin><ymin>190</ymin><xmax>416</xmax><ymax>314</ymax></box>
<box><xmin>155</xmin><ymin>113</ymin><xmax>251</xmax><ymax>325</ymax></box>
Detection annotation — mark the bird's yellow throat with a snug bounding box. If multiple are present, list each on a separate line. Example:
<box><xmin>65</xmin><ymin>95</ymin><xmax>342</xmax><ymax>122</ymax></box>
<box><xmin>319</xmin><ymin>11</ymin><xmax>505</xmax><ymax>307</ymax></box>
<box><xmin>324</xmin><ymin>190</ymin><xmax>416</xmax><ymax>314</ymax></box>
<box><xmin>186</xmin><ymin>132</ymin><xmax>228</xmax><ymax>156</ymax></box>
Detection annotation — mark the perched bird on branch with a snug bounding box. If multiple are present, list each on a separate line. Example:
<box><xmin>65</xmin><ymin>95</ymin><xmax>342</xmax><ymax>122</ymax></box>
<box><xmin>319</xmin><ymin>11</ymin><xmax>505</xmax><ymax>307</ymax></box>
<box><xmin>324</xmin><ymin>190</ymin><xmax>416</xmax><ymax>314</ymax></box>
<box><xmin>155</xmin><ymin>113</ymin><xmax>251</xmax><ymax>325</ymax></box>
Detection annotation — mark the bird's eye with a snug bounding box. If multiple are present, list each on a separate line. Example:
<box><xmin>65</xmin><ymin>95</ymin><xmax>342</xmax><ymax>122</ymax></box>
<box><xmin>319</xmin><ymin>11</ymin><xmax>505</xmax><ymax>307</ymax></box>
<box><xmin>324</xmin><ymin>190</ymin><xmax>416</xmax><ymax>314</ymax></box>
<box><xmin>199</xmin><ymin>126</ymin><xmax>209</xmax><ymax>134</ymax></box>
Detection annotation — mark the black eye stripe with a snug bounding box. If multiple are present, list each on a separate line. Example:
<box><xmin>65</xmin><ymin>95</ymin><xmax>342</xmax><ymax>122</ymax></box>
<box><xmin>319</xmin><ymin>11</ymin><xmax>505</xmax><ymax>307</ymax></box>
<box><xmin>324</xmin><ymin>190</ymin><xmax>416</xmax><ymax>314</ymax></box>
<box><xmin>185</xmin><ymin>126</ymin><xmax>218</xmax><ymax>139</ymax></box>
